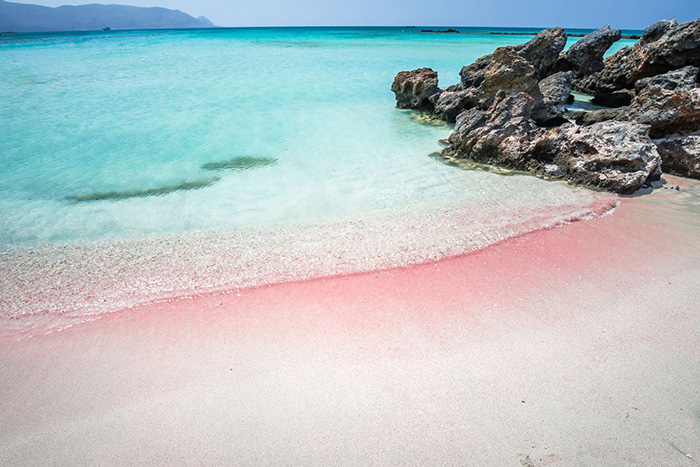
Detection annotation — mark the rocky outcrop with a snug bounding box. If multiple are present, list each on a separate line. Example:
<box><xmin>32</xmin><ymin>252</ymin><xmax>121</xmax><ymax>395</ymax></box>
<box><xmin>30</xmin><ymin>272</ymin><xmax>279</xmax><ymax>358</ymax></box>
<box><xmin>555</xmin><ymin>25</ymin><xmax>621</xmax><ymax>78</ymax></box>
<box><xmin>654</xmin><ymin>134</ymin><xmax>700</xmax><ymax>178</ymax></box>
<box><xmin>392</xmin><ymin>19</ymin><xmax>700</xmax><ymax>189</ymax></box>
<box><xmin>391</xmin><ymin>68</ymin><xmax>441</xmax><ymax>110</ymax></box>
<box><xmin>445</xmin><ymin>92</ymin><xmax>661</xmax><ymax>193</ymax></box>
<box><xmin>576</xmin><ymin>18</ymin><xmax>700</xmax><ymax>94</ymax></box>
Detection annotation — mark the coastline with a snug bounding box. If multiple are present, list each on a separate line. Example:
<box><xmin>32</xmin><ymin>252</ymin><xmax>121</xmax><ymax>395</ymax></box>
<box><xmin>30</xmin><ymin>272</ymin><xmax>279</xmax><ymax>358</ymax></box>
<box><xmin>1</xmin><ymin>174</ymin><xmax>698</xmax><ymax>465</ymax></box>
<box><xmin>0</xmin><ymin>181</ymin><xmax>614</xmax><ymax>338</ymax></box>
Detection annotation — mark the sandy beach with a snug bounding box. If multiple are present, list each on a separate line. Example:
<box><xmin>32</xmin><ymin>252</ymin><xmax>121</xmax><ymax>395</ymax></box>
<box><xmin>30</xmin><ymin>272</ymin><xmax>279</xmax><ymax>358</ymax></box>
<box><xmin>1</xmin><ymin>174</ymin><xmax>698</xmax><ymax>466</ymax></box>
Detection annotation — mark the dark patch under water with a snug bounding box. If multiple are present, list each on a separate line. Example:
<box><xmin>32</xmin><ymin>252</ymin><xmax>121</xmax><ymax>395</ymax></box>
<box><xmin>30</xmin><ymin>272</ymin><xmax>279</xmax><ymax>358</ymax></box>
<box><xmin>66</xmin><ymin>176</ymin><xmax>221</xmax><ymax>202</ymax></box>
<box><xmin>201</xmin><ymin>156</ymin><xmax>277</xmax><ymax>172</ymax></box>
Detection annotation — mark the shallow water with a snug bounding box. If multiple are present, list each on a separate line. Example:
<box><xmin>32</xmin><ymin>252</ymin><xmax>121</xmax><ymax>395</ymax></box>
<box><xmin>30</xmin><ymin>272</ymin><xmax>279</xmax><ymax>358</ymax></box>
<box><xmin>0</xmin><ymin>27</ymin><xmax>633</xmax><ymax>334</ymax></box>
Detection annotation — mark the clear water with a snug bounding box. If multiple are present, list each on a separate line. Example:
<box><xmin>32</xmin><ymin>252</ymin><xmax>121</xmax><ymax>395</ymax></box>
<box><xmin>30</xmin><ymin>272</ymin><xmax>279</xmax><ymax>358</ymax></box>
<box><xmin>0</xmin><ymin>28</ymin><xmax>634</xmax><ymax>245</ymax></box>
<box><xmin>0</xmin><ymin>28</ymin><xmax>629</xmax><ymax>334</ymax></box>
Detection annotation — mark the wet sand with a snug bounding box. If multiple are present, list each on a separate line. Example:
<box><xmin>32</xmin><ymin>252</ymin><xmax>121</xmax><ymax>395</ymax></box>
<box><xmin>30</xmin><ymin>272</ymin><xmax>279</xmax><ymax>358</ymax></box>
<box><xmin>1</xmin><ymin>176</ymin><xmax>699</xmax><ymax>466</ymax></box>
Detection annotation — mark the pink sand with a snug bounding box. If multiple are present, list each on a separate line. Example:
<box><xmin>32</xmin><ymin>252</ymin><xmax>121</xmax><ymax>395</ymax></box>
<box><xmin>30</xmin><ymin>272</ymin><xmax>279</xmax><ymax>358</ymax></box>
<box><xmin>1</xmin><ymin>176</ymin><xmax>699</xmax><ymax>465</ymax></box>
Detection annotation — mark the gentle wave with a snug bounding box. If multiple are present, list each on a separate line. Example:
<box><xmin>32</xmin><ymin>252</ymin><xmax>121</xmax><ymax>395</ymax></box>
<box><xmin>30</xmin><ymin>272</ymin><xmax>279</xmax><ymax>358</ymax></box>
<box><xmin>0</xmin><ymin>192</ymin><xmax>616</xmax><ymax>338</ymax></box>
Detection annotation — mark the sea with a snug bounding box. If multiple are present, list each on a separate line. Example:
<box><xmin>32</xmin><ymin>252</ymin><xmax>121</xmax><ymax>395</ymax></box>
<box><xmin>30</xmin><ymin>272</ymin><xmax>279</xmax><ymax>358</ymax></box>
<box><xmin>0</xmin><ymin>27</ymin><xmax>638</xmax><ymax>335</ymax></box>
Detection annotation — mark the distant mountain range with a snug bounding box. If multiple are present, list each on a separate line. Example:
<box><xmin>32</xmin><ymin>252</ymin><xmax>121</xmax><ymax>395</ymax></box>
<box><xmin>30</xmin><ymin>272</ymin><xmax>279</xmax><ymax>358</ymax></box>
<box><xmin>0</xmin><ymin>0</ymin><xmax>216</xmax><ymax>32</ymax></box>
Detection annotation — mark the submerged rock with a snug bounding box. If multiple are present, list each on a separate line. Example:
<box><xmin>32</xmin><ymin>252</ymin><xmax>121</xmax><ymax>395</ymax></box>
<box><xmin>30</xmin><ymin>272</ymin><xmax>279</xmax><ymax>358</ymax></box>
<box><xmin>201</xmin><ymin>156</ymin><xmax>277</xmax><ymax>171</ymax></box>
<box><xmin>576</xmin><ymin>18</ymin><xmax>700</xmax><ymax>95</ymax></box>
<box><xmin>391</xmin><ymin>68</ymin><xmax>441</xmax><ymax>110</ymax></box>
<box><xmin>66</xmin><ymin>177</ymin><xmax>221</xmax><ymax>202</ymax></box>
<box><xmin>555</xmin><ymin>25</ymin><xmax>622</xmax><ymax>78</ymax></box>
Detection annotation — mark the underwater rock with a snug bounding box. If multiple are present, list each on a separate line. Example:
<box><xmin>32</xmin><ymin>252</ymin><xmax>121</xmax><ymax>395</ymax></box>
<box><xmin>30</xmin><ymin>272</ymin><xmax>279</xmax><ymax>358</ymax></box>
<box><xmin>201</xmin><ymin>156</ymin><xmax>277</xmax><ymax>171</ymax></box>
<box><xmin>67</xmin><ymin>177</ymin><xmax>220</xmax><ymax>202</ymax></box>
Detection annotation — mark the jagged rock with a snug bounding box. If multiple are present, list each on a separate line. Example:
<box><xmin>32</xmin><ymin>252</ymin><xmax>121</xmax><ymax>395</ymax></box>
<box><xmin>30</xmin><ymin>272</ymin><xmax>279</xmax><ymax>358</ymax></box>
<box><xmin>576</xmin><ymin>18</ymin><xmax>700</xmax><ymax>94</ymax></box>
<box><xmin>591</xmin><ymin>89</ymin><xmax>635</xmax><ymax>107</ymax></box>
<box><xmin>459</xmin><ymin>54</ymin><xmax>492</xmax><ymax>89</ymax></box>
<box><xmin>479</xmin><ymin>48</ymin><xmax>540</xmax><ymax>107</ymax></box>
<box><xmin>621</xmin><ymin>66</ymin><xmax>700</xmax><ymax>138</ymax></box>
<box><xmin>391</xmin><ymin>68</ymin><xmax>441</xmax><ymax>110</ymax></box>
<box><xmin>533</xmin><ymin>71</ymin><xmax>573</xmax><ymax>122</ymax></box>
<box><xmin>642</xmin><ymin>19</ymin><xmax>678</xmax><ymax>43</ymax></box>
<box><xmin>654</xmin><ymin>134</ymin><xmax>700</xmax><ymax>178</ymax></box>
<box><xmin>555</xmin><ymin>25</ymin><xmax>622</xmax><ymax>78</ymax></box>
<box><xmin>459</xmin><ymin>28</ymin><xmax>566</xmax><ymax>89</ymax></box>
<box><xmin>434</xmin><ymin>89</ymin><xmax>478</xmax><ymax>122</ymax></box>
<box><xmin>445</xmin><ymin>92</ymin><xmax>660</xmax><ymax>193</ymax></box>
<box><xmin>516</xmin><ymin>27</ymin><xmax>568</xmax><ymax>78</ymax></box>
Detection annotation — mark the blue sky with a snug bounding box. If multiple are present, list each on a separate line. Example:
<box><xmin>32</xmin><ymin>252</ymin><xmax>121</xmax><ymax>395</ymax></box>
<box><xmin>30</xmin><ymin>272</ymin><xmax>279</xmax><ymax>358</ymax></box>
<box><xmin>9</xmin><ymin>0</ymin><xmax>699</xmax><ymax>29</ymax></box>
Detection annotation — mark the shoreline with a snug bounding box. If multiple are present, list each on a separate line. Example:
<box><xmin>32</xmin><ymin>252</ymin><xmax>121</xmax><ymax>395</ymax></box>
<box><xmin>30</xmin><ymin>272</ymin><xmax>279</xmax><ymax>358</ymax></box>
<box><xmin>1</xmin><ymin>174</ymin><xmax>698</xmax><ymax>464</ymax></box>
<box><xmin>0</xmin><ymin>182</ymin><xmax>614</xmax><ymax>339</ymax></box>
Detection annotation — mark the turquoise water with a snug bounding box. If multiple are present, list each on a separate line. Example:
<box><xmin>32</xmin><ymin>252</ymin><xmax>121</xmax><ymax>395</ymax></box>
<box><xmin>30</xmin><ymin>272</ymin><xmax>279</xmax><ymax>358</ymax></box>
<box><xmin>0</xmin><ymin>27</ymin><xmax>629</xmax><ymax>333</ymax></box>
<box><xmin>0</xmin><ymin>28</ymin><xmax>635</xmax><ymax>245</ymax></box>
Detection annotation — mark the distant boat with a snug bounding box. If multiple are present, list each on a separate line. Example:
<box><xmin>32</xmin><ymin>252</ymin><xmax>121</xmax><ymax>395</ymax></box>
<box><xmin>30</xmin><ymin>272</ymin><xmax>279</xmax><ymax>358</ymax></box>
<box><xmin>102</xmin><ymin>26</ymin><xmax>111</xmax><ymax>31</ymax></box>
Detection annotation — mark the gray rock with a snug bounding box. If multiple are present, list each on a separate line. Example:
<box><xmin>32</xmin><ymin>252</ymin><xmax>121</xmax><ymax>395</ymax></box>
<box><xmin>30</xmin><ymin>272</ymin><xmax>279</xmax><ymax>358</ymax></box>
<box><xmin>654</xmin><ymin>134</ymin><xmax>700</xmax><ymax>178</ymax></box>
<box><xmin>576</xmin><ymin>18</ymin><xmax>700</xmax><ymax>94</ymax></box>
<box><xmin>445</xmin><ymin>92</ymin><xmax>660</xmax><ymax>193</ymax></box>
<box><xmin>533</xmin><ymin>71</ymin><xmax>573</xmax><ymax>122</ymax></box>
<box><xmin>556</xmin><ymin>25</ymin><xmax>622</xmax><ymax>78</ymax></box>
<box><xmin>433</xmin><ymin>89</ymin><xmax>478</xmax><ymax>122</ymax></box>
<box><xmin>621</xmin><ymin>66</ymin><xmax>700</xmax><ymax>138</ymax></box>
<box><xmin>641</xmin><ymin>19</ymin><xmax>678</xmax><ymax>43</ymax></box>
<box><xmin>516</xmin><ymin>27</ymin><xmax>568</xmax><ymax>78</ymax></box>
<box><xmin>391</xmin><ymin>68</ymin><xmax>441</xmax><ymax>110</ymax></box>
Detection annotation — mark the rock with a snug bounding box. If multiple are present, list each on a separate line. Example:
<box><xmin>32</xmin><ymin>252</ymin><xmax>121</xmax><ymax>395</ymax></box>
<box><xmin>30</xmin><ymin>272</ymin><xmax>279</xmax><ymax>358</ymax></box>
<box><xmin>516</xmin><ymin>27</ymin><xmax>568</xmax><ymax>78</ymax></box>
<box><xmin>391</xmin><ymin>68</ymin><xmax>441</xmax><ymax>110</ymax></box>
<box><xmin>434</xmin><ymin>89</ymin><xmax>478</xmax><ymax>122</ymax></box>
<box><xmin>622</xmin><ymin>66</ymin><xmax>700</xmax><ymax>138</ymax></box>
<box><xmin>459</xmin><ymin>54</ymin><xmax>492</xmax><ymax>89</ymax></box>
<box><xmin>479</xmin><ymin>48</ymin><xmax>540</xmax><ymax>107</ymax></box>
<box><xmin>543</xmin><ymin>121</ymin><xmax>662</xmax><ymax>193</ymax></box>
<box><xmin>591</xmin><ymin>89</ymin><xmax>635</xmax><ymax>107</ymax></box>
<box><xmin>445</xmin><ymin>92</ymin><xmax>660</xmax><ymax>193</ymax></box>
<box><xmin>654</xmin><ymin>134</ymin><xmax>700</xmax><ymax>178</ymax></box>
<box><xmin>435</xmin><ymin>28</ymin><xmax>569</xmax><ymax>120</ymax></box>
<box><xmin>574</xmin><ymin>107</ymin><xmax>623</xmax><ymax>125</ymax></box>
<box><xmin>459</xmin><ymin>27</ymin><xmax>567</xmax><ymax>94</ymax></box>
<box><xmin>641</xmin><ymin>19</ymin><xmax>678</xmax><ymax>43</ymax></box>
<box><xmin>533</xmin><ymin>71</ymin><xmax>573</xmax><ymax>122</ymax></box>
<box><xmin>555</xmin><ymin>25</ymin><xmax>622</xmax><ymax>78</ymax></box>
<box><xmin>576</xmin><ymin>18</ymin><xmax>700</xmax><ymax>94</ymax></box>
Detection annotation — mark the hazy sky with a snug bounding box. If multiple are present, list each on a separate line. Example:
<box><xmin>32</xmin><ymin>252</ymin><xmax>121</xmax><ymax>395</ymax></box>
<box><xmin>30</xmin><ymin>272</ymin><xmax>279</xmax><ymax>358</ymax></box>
<box><xmin>9</xmin><ymin>0</ymin><xmax>699</xmax><ymax>29</ymax></box>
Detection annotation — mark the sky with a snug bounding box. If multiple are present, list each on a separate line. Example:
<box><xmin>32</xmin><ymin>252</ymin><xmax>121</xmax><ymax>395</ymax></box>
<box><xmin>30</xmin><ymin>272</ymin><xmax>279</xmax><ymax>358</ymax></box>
<box><xmin>8</xmin><ymin>0</ymin><xmax>700</xmax><ymax>29</ymax></box>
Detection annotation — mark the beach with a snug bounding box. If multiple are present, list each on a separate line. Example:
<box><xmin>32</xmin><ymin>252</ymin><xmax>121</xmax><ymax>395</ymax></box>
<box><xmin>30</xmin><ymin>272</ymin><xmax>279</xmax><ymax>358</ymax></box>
<box><xmin>1</xmin><ymin>175</ymin><xmax>698</xmax><ymax>466</ymax></box>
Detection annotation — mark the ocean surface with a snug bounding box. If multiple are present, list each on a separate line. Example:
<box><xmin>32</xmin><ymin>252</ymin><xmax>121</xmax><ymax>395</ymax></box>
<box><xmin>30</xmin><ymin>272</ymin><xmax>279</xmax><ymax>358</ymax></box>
<box><xmin>0</xmin><ymin>27</ymin><xmax>633</xmax><ymax>335</ymax></box>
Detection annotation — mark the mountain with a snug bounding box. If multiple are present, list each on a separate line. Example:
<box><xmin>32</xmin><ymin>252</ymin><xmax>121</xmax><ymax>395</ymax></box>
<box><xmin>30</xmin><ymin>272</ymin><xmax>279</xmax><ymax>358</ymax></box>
<box><xmin>0</xmin><ymin>0</ymin><xmax>216</xmax><ymax>32</ymax></box>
